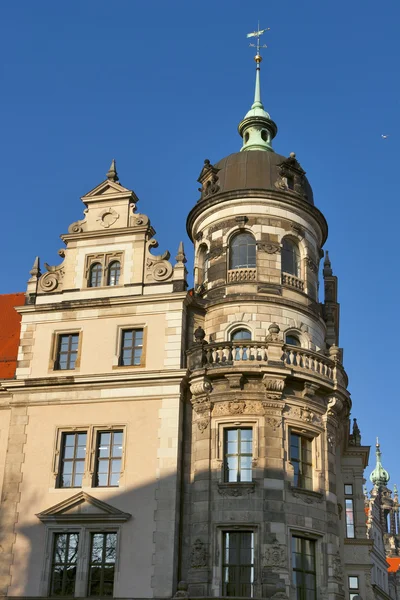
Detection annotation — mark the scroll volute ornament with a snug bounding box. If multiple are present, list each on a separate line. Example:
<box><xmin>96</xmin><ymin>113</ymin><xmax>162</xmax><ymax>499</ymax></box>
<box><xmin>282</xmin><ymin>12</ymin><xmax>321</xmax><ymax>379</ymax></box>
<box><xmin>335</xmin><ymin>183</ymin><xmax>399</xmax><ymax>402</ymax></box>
<box><xmin>145</xmin><ymin>238</ymin><xmax>173</xmax><ymax>282</ymax></box>
<box><xmin>38</xmin><ymin>250</ymin><xmax>66</xmax><ymax>293</ymax></box>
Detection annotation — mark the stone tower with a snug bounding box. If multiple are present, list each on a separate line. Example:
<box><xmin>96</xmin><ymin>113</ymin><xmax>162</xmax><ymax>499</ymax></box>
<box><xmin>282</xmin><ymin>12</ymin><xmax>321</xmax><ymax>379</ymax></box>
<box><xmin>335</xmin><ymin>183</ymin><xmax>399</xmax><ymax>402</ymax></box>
<box><xmin>182</xmin><ymin>43</ymin><xmax>372</xmax><ymax>600</ymax></box>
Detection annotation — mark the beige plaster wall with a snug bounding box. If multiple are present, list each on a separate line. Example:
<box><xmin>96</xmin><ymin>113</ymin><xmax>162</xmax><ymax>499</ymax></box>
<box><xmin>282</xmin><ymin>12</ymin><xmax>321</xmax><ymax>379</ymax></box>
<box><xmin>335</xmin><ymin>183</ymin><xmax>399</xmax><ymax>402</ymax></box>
<box><xmin>8</xmin><ymin>393</ymin><xmax>181</xmax><ymax>598</ymax></box>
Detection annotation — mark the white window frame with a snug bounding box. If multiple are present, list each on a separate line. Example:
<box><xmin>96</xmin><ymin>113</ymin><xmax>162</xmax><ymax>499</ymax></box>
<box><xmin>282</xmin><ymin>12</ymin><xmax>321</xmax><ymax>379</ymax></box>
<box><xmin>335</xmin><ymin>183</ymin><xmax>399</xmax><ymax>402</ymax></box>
<box><xmin>214</xmin><ymin>418</ymin><xmax>260</xmax><ymax>483</ymax></box>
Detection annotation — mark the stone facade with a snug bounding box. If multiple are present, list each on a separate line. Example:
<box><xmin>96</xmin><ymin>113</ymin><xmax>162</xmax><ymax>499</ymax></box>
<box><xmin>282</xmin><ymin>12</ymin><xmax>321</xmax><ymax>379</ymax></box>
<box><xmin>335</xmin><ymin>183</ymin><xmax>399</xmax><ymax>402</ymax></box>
<box><xmin>0</xmin><ymin>56</ymin><xmax>388</xmax><ymax>600</ymax></box>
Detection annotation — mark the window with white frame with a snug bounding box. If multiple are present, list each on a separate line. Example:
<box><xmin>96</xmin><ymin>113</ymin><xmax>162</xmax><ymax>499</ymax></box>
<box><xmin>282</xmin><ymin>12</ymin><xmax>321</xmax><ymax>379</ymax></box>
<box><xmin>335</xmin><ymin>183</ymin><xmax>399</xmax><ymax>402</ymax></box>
<box><xmin>349</xmin><ymin>575</ymin><xmax>360</xmax><ymax>600</ymax></box>
<box><xmin>54</xmin><ymin>427</ymin><xmax>125</xmax><ymax>489</ymax></box>
<box><xmin>344</xmin><ymin>484</ymin><xmax>355</xmax><ymax>538</ymax></box>
<box><xmin>224</xmin><ymin>428</ymin><xmax>253</xmax><ymax>483</ymax></box>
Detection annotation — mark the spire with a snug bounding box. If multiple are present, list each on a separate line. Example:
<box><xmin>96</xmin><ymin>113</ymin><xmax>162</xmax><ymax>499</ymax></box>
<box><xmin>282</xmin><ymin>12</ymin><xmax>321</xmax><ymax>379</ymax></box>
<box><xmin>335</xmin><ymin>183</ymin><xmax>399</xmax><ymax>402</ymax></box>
<box><xmin>175</xmin><ymin>241</ymin><xmax>187</xmax><ymax>264</ymax></box>
<box><xmin>106</xmin><ymin>159</ymin><xmax>119</xmax><ymax>183</ymax></box>
<box><xmin>238</xmin><ymin>26</ymin><xmax>277</xmax><ymax>153</ymax></box>
<box><xmin>370</xmin><ymin>438</ymin><xmax>390</xmax><ymax>488</ymax></box>
<box><xmin>323</xmin><ymin>251</ymin><xmax>333</xmax><ymax>276</ymax></box>
<box><xmin>29</xmin><ymin>256</ymin><xmax>41</xmax><ymax>278</ymax></box>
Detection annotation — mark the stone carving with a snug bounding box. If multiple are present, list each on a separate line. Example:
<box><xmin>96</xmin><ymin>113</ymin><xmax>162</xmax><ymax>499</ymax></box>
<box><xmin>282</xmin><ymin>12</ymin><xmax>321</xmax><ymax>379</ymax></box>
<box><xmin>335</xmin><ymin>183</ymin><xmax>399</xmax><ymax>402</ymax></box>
<box><xmin>302</xmin><ymin>382</ymin><xmax>319</xmax><ymax>399</ymax></box>
<box><xmin>173</xmin><ymin>582</ymin><xmax>188</xmax><ymax>598</ymax></box>
<box><xmin>266</xmin><ymin>323</ymin><xmax>281</xmax><ymax>343</ymax></box>
<box><xmin>300</xmin><ymin>406</ymin><xmax>314</xmax><ymax>423</ymax></box>
<box><xmin>327</xmin><ymin>395</ymin><xmax>343</xmax><ymax>418</ymax></box>
<box><xmin>331</xmin><ymin>551</ymin><xmax>343</xmax><ymax>581</ymax></box>
<box><xmin>212</xmin><ymin>401</ymin><xmax>267</xmax><ymax>417</ymax></box>
<box><xmin>190</xmin><ymin>378</ymin><xmax>212</xmax><ymax>398</ymax></box>
<box><xmin>263</xmin><ymin>376</ymin><xmax>286</xmax><ymax>400</ymax></box>
<box><xmin>197</xmin><ymin>159</ymin><xmax>220</xmax><ymax>199</ymax></box>
<box><xmin>225</xmin><ymin>374</ymin><xmax>243</xmax><ymax>389</ymax></box>
<box><xmin>97</xmin><ymin>207</ymin><xmax>119</xmax><ymax>228</ymax></box>
<box><xmin>68</xmin><ymin>209</ymin><xmax>88</xmax><ymax>234</ymax></box>
<box><xmin>327</xmin><ymin>432</ymin><xmax>336</xmax><ymax>450</ymax></box>
<box><xmin>266</xmin><ymin>417</ymin><xmax>282</xmax><ymax>431</ymax></box>
<box><xmin>292</xmin><ymin>489</ymin><xmax>323</xmax><ymax>504</ymax></box>
<box><xmin>264</xmin><ymin>543</ymin><xmax>287</xmax><ymax>568</ymax></box>
<box><xmin>306</xmin><ymin>256</ymin><xmax>318</xmax><ymax>273</ymax></box>
<box><xmin>190</xmin><ymin>539</ymin><xmax>207</xmax><ymax>568</ymax></box>
<box><xmin>130</xmin><ymin>212</ymin><xmax>149</xmax><ymax>227</ymax></box>
<box><xmin>228</xmin><ymin>401</ymin><xmax>246</xmax><ymax>415</ymax></box>
<box><xmin>39</xmin><ymin>257</ymin><xmax>66</xmax><ymax>293</ymax></box>
<box><xmin>146</xmin><ymin>239</ymin><xmax>173</xmax><ymax>282</ymax></box>
<box><xmin>258</xmin><ymin>242</ymin><xmax>281</xmax><ymax>254</ymax></box>
<box><xmin>196</xmin><ymin>417</ymin><xmax>210</xmax><ymax>433</ymax></box>
<box><xmin>217</xmin><ymin>483</ymin><xmax>255</xmax><ymax>497</ymax></box>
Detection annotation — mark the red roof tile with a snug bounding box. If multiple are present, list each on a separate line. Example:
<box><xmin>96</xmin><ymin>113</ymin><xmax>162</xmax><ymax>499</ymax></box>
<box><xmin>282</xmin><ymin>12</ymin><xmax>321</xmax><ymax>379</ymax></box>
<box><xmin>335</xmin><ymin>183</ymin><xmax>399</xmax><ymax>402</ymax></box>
<box><xmin>0</xmin><ymin>293</ymin><xmax>25</xmax><ymax>379</ymax></box>
<box><xmin>387</xmin><ymin>558</ymin><xmax>400</xmax><ymax>573</ymax></box>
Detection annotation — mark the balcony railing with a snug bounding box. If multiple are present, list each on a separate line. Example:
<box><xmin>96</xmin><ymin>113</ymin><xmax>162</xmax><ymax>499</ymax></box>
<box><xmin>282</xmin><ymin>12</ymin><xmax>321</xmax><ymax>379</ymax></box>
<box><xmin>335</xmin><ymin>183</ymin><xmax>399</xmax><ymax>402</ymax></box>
<box><xmin>227</xmin><ymin>268</ymin><xmax>257</xmax><ymax>282</ymax></box>
<box><xmin>282</xmin><ymin>272</ymin><xmax>304</xmax><ymax>291</ymax></box>
<box><xmin>187</xmin><ymin>341</ymin><xmax>336</xmax><ymax>382</ymax></box>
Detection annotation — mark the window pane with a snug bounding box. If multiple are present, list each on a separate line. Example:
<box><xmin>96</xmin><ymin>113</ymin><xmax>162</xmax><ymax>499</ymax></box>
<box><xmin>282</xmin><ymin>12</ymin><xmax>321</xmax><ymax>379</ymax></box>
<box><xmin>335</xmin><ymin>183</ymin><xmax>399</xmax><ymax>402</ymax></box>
<box><xmin>230</xmin><ymin>234</ymin><xmax>256</xmax><ymax>269</ymax></box>
<box><xmin>51</xmin><ymin>533</ymin><xmax>79</xmax><ymax>596</ymax></box>
<box><xmin>345</xmin><ymin>484</ymin><xmax>353</xmax><ymax>495</ymax></box>
<box><xmin>349</xmin><ymin>577</ymin><xmax>359</xmax><ymax>589</ymax></box>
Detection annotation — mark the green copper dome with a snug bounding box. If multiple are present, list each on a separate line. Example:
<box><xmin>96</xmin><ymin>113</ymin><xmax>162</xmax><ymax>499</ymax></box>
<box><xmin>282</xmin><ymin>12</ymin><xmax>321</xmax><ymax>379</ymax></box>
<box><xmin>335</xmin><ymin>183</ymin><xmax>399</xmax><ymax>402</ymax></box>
<box><xmin>370</xmin><ymin>439</ymin><xmax>390</xmax><ymax>487</ymax></box>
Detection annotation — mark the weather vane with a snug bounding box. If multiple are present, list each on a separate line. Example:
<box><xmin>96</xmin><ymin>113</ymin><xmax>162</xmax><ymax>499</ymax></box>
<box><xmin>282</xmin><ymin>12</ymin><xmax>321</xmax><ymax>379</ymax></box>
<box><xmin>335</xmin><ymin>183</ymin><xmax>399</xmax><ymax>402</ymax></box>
<box><xmin>247</xmin><ymin>21</ymin><xmax>270</xmax><ymax>61</ymax></box>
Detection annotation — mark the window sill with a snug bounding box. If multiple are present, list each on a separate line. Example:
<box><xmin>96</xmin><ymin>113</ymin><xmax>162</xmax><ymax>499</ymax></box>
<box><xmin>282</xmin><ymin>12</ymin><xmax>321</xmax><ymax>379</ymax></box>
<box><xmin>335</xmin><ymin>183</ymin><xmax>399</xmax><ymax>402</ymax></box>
<box><xmin>217</xmin><ymin>482</ymin><xmax>256</xmax><ymax>497</ymax></box>
<box><xmin>290</xmin><ymin>486</ymin><xmax>323</xmax><ymax>504</ymax></box>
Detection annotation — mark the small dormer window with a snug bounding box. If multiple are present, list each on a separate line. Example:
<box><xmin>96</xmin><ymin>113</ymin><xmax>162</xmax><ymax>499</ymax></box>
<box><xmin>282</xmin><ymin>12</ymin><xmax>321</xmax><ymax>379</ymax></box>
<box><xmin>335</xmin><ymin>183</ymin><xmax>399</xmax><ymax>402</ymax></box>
<box><xmin>261</xmin><ymin>130</ymin><xmax>268</xmax><ymax>142</ymax></box>
<box><xmin>286</xmin><ymin>176</ymin><xmax>294</xmax><ymax>190</ymax></box>
<box><xmin>286</xmin><ymin>334</ymin><xmax>301</xmax><ymax>347</ymax></box>
<box><xmin>245</xmin><ymin>132</ymin><xmax>250</xmax><ymax>143</ymax></box>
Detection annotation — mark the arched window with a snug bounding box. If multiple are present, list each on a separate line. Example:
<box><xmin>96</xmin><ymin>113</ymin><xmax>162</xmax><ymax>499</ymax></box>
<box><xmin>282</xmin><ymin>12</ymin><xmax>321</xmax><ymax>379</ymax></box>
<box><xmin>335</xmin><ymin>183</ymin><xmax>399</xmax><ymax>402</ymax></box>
<box><xmin>229</xmin><ymin>233</ymin><xmax>256</xmax><ymax>270</ymax></box>
<box><xmin>107</xmin><ymin>261</ymin><xmax>121</xmax><ymax>286</ymax></box>
<box><xmin>281</xmin><ymin>238</ymin><xmax>300</xmax><ymax>277</ymax></box>
<box><xmin>89</xmin><ymin>263</ymin><xmax>102</xmax><ymax>288</ymax></box>
<box><xmin>286</xmin><ymin>334</ymin><xmax>301</xmax><ymax>347</ymax></box>
<box><xmin>231</xmin><ymin>329</ymin><xmax>251</xmax><ymax>360</ymax></box>
<box><xmin>197</xmin><ymin>245</ymin><xmax>209</xmax><ymax>285</ymax></box>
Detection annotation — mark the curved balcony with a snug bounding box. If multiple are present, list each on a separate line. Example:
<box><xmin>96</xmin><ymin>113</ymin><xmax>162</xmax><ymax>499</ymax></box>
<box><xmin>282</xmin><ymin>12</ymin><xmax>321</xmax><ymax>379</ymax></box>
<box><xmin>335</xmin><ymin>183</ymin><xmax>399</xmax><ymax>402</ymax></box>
<box><xmin>187</xmin><ymin>341</ymin><xmax>340</xmax><ymax>384</ymax></box>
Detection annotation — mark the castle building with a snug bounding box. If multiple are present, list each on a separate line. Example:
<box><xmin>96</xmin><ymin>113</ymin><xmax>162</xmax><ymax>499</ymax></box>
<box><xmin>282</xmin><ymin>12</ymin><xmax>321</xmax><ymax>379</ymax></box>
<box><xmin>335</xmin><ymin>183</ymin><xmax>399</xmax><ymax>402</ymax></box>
<box><xmin>0</xmin><ymin>38</ymin><xmax>386</xmax><ymax>600</ymax></box>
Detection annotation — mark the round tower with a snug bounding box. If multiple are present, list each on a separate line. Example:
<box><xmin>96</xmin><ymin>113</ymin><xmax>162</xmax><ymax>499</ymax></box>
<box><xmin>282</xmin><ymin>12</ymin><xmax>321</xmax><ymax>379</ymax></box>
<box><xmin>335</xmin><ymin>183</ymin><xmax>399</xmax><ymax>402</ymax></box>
<box><xmin>182</xmin><ymin>37</ymin><xmax>356</xmax><ymax>600</ymax></box>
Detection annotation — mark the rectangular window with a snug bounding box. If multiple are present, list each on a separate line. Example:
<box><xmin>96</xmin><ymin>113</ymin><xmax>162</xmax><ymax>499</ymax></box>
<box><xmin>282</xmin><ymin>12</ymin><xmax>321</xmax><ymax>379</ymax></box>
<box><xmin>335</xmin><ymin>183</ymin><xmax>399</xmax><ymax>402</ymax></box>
<box><xmin>292</xmin><ymin>536</ymin><xmax>316</xmax><ymax>600</ymax></box>
<box><xmin>224</xmin><ymin>428</ymin><xmax>253</xmax><ymax>482</ymax></box>
<box><xmin>58</xmin><ymin>432</ymin><xmax>87</xmax><ymax>488</ymax></box>
<box><xmin>119</xmin><ymin>329</ymin><xmax>143</xmax><ymax>366</ymax></box>
<box><xmin>88</xmin><ymin>532</ymin><xmax>117</xmax><ymax>597</ymax></box>
<box><xmin>223</xmin><ymin>531</ymin><xmax>254</xmax><ymax>597</ymax></box>
<box><xmin>345</xmin><ymin>498</ymin><xmax>355</xmax><ymax>538</ymax></box>
<box><xmin>349</xmin><ymin>575</ymin><xmax>359</xmax><ymax>600</ymax></box>
<box><xmin>290</xmin><ymin>433</ymin><xmax>312</xmax><ymax>490</ymax></box>
<box><xmin>55</xmin><ymin>333</ymin><xmax>79</xmax><ymax>370</ymax></box>
<box><xmin>344</xmin><ymin>484</ymin><xmax>353</xmax><ymax>495</ymax></box>
<box><xmin>94</xmin><ymin>430</ymin><xmax>123</xmax><ymax>487</ymax></box>
<box><xmin>50</xmin><ymin>532</ymin><xmax>79</xmax><ymax>596</ymax></box>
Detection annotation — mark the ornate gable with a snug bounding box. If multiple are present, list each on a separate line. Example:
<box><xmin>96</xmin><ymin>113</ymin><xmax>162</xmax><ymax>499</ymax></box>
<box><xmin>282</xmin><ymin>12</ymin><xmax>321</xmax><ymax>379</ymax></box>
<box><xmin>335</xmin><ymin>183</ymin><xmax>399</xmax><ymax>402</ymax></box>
<box><xmin>36</xmin><ymin>492</ymin><xmax>131</xmax><ymax>523</ymax></box>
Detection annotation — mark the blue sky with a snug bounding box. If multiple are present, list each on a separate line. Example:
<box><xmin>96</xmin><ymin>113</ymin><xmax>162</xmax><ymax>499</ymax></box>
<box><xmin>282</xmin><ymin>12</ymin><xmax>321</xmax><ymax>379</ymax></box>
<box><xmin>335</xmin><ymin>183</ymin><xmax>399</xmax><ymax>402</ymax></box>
<box><xmin>1</xmin><ymin>1</ymin><xmax>399</xmax><ymax>486</ymax></box>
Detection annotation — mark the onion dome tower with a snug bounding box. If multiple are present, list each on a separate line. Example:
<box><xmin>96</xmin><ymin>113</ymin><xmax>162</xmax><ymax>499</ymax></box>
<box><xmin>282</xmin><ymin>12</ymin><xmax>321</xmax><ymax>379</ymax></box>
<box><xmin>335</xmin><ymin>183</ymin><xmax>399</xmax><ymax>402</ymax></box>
<box><xmin>369</xmin><ymin>440</ymin><xmax>400</xmax><ymax>556</ymax></box>
<box><xmin>182</xmin><ymin>29</ymin><xmax>370</xmax><ymax>600</ymax></box>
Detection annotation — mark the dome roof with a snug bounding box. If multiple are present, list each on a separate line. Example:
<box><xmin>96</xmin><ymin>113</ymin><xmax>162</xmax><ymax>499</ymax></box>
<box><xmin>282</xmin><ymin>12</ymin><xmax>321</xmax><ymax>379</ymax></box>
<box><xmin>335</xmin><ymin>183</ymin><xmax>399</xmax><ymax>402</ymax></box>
<box><xmin>214</xmin><ymin>151</ymin><xmax>314</xmax><ymax>205</ymax></box>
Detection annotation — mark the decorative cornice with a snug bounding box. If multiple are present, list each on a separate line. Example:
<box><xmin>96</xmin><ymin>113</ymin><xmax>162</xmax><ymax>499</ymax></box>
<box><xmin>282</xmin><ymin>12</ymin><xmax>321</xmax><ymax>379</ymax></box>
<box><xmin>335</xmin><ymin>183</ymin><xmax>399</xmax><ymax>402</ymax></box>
<box><xmin>187</xmin><ymin>188</ymin><xmax>328</xmax><ymax>245</ymax></box>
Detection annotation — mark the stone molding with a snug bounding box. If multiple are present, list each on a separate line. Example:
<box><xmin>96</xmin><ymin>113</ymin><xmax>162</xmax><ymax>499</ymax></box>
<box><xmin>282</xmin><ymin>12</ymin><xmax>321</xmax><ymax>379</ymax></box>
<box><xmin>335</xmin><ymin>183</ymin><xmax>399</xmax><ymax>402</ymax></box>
<box><xmin>217</xmin><ymin>482</ymin><xmax>256</xmax><ymax>497</ymax></box>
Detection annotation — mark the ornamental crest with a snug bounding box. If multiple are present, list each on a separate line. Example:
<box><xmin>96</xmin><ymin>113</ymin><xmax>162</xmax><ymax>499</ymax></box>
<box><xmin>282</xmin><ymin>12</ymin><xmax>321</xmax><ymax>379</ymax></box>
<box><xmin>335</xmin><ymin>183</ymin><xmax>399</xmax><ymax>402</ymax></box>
<box><xmin>264</xmin><ymin>543</ymin><xmax>287</xmax><ymax>568</ymax></box>
<box><xmin>190</xmin><ymin>539</ymin><xmax>207</xmax><ymax>568</ymax></box>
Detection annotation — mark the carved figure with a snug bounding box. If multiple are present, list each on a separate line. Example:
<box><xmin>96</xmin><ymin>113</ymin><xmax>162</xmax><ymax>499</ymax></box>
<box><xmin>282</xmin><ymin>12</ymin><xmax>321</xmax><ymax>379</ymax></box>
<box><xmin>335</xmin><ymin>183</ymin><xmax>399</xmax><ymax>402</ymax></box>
<box><xmin>190</xmin><ymin>539</ymin><xmax>207</xmax><ymax>568</ymax></box>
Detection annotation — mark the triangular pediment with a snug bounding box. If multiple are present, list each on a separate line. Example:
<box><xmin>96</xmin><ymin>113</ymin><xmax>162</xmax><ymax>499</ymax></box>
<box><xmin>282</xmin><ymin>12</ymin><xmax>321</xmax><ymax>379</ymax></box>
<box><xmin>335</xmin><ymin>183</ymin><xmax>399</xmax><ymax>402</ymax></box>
<box><xmin>36</xmin><ymin>492</ymin><xmax>131</xmax><ymax>523</ymax></box>
<box><xmin>82</xmin><ymin>179</ymin><xmax>138</xmax><ymax>203</ymax></box>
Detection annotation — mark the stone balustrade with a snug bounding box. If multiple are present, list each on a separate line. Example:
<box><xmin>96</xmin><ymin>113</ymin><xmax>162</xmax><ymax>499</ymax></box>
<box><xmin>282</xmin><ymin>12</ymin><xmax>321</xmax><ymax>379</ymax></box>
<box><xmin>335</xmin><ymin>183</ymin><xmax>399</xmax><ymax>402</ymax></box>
<box><xmin>281</xmin><ymin>272</ymin><xmax>304</xmax><ymax>291</ymax></box>
<box><xmin>227</xmin><ymin>268</ymin><xmax>257</xmax><ymax>282</ymax></box>
<box><xmin>187</xmin><ymin>341</ymin><xmax>336</xmax><ymax>382</ymax></box>
<box><xmin>283</xmin><ymin>346</ymin><xmax>334</xmax><ymax>380</ymax></box>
